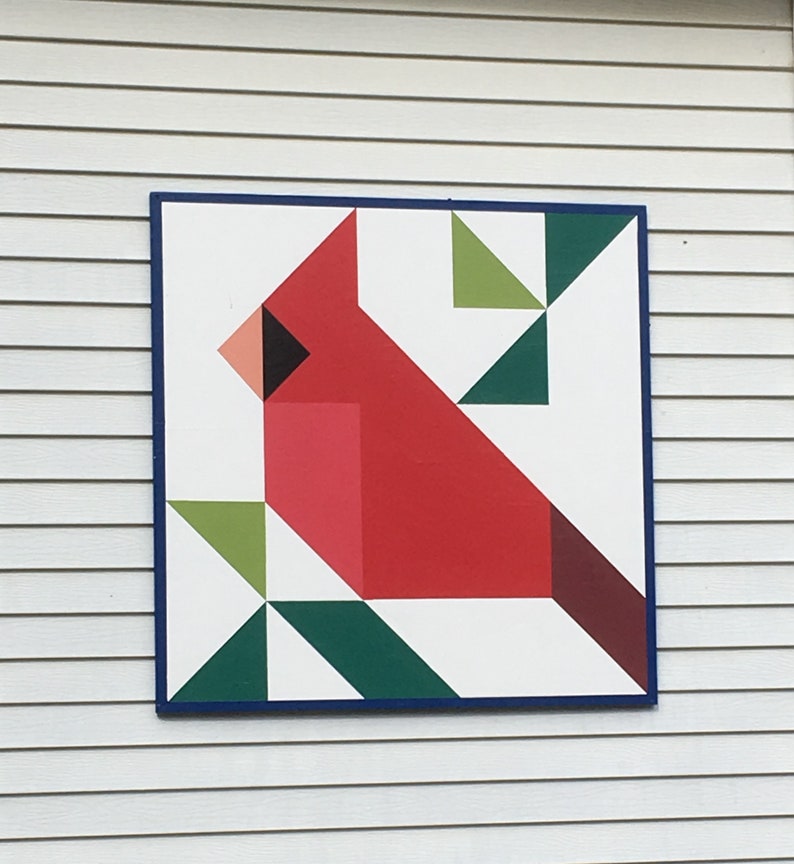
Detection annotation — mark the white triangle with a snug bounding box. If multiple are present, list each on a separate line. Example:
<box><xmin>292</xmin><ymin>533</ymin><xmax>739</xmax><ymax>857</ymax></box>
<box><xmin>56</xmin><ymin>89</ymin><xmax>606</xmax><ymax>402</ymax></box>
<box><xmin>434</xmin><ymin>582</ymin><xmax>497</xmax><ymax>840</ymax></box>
<box><xmin>357</xmin><ymin>208</ymin><xmax>541</xmax><ymax>403</ymax></box>
<box><xmin>455</xmin><ymin>210</ymin><xmax>546</xmax><ymax>306</ymax></box>
<box><xmin>166</xmin><ymin>504</ymin><xmax>265</xmax><ymax>698</ymax></box>
<box><xmin>460</xmin><ymin>221</ymin><xmax>646</xmax><ymax>593</ymax></box>
<box><xmin>266</xmin><ymin>604</ymin><xmax>362</xmax><ymax>701</ymax></box>
<box><xmin>265</xmin><ymin>505</ymin><xmax>359</xmax><ymax>600</ymax></box>
<box><xmin>370</xmin><ymin>599</ymin><xmax>642</xmax><ymax>698</ymax></box>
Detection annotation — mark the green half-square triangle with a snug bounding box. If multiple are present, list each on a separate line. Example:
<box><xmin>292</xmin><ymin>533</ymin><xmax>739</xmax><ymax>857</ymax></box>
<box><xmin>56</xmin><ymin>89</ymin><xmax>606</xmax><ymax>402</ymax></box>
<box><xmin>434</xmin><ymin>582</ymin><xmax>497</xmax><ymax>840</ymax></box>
<box><xmin>271</xmin><ymin>601</ymin><xmax>457</xmax><ymax>700</ymax></box>
<box><xmin>459</xmin><ymin>312</ymin><xmax>548</xmax><ymax>405</ymax></box>
<box><xmin>168</xmin><ymin>501</ymin><xmax>265</xmax><ymax>597</ymax></box>
<box><xmin>545</xmin><ymin>212</ymin><xmax>634</xmax><ymax>305</ymax></box>
<box><xmin>452</xmin><ymin>213</ymin><xmax>543</xmax><ymax>310</ymax></box>
<box><xmin>172</xmin><ymin>605</ymin><xmax>267</xmax><ymax>703</ymax></box>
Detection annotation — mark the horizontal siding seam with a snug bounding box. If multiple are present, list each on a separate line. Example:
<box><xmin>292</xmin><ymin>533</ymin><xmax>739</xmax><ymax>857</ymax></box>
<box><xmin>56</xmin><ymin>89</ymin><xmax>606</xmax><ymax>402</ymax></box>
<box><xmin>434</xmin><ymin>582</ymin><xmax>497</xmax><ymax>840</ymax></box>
<box><xmin>0</xmin><ymin>36</ymin><xmax>791</xmax><ymax>72</ymax></box>
<box><xmin>4</xmin><ymin>80</ymin><xmax>794</xmax><ymax>115</ymax></box>
<box><xmin>2</xmin><ymin>811</ymin><xmax>794</xmax><ymax>844</ymax></box>
<box><xmin>4</xmin><ymin>124</ymin><xmax>794</xmax><ymax>154</ymax></box>
<box><xmin>60</xmin><ymin>0</ymin><xmax>794</xmax><ymax>31</ymax></box>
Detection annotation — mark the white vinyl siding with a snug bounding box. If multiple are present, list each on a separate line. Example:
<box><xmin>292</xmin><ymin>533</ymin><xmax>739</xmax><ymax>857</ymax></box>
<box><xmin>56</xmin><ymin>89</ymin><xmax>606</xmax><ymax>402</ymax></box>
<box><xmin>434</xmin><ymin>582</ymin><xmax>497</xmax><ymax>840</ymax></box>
<box><xmin>1</xmin><ymin>0</ymin><xmax>793</xmax><ymax>861</ymax></box>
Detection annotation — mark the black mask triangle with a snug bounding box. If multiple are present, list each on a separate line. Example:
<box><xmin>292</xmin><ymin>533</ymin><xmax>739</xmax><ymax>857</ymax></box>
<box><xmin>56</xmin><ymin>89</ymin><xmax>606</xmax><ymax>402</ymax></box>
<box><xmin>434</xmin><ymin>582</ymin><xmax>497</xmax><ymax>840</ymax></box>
<box><xmin>262</xmin><ymin>307</ymin><xmax>310</xmax><ymax>399</ymax></box>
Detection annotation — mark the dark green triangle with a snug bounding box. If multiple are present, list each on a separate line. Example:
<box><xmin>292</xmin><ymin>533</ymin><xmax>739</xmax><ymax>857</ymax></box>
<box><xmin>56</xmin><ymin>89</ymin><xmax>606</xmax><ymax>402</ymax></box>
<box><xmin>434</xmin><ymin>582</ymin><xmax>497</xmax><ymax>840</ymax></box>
<box><xmin>168</xmin><ymin>501</ymin><xmax>266</xmax><ymax>597</ymax></box>
<box><xmin>271</xmin><ymin>601</ymin><xmax>457</xmax><ymax>700</ymax></box>
<box><xmin>452</xmin><ymin>213</ymin><xmax>543</xmax><ymax>310</ymax></box>
<box><xmin>459</xmin><ymin>313</ymin><xmax>548</xmax><ymax>405</ymax></box>
<box><xmin>545</xmin><ymin>212</ymin><xmax>634</xmax><ymax>305</ymax></box>
<box><xmin>172</xmin><ymin>605</ymin><xmax>267</xmax><ymax>703</ymax></box>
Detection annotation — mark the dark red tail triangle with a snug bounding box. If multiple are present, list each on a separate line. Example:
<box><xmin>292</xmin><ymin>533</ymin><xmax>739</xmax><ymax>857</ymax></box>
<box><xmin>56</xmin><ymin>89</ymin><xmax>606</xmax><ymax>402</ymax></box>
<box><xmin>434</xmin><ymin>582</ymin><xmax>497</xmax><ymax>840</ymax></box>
<box><xmin>551</xmin><ymin>507</ymin><xmax>648</xmax><ymax>690</ymax></box>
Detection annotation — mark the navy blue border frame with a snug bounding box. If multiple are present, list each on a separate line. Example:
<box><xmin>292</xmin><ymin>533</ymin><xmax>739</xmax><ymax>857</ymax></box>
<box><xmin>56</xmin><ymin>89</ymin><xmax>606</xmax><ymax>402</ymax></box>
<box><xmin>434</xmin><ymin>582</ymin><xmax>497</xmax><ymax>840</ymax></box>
<box><xmin>150</xmin><ymin>192</ymin><xmax>657</xmax><ymax>716</ymax></box>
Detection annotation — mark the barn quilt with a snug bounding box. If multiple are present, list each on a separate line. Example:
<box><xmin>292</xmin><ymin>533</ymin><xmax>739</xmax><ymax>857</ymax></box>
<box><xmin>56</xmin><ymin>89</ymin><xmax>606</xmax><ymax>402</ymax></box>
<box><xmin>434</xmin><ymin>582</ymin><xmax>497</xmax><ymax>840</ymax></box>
<box><xmin>151</xmin><ymin>194</ymin><xmax>656</xmax><ymax>713</ymax></box>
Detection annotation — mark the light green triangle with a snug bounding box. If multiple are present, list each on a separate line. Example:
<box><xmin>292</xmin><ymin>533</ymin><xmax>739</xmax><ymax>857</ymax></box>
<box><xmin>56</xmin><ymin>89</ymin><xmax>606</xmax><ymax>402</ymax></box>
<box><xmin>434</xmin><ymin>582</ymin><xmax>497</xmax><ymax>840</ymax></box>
<box><xmin>172</xmin><ymin>605</ymin><xmax>267</xmax><ymax>703</ymax></box>
<box><xmin>459</xmin><ymin>313</ymin><xmax>548</xmax><ymax>405</ymax></box>
<box><xmin>168</xmin><ymin>500</ymin><xmax>265</xmax><ymax>597</ymax></box>
<box><xmin>452</xmin><ymin>213</ymin><xmax>543</xmax><ymax>310</ymax></box>
<box><xmin>545</xmin><ymin>212</ymin><xmax>635</xmax><ymax>305</ymax></box>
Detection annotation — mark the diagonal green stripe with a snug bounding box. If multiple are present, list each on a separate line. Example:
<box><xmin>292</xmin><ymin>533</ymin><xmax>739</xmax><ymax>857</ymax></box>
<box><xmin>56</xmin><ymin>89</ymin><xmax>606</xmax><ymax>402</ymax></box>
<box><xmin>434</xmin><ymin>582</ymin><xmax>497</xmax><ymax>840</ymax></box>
<box><xmin>545</xmin><ymin>212</ymin><xmax>634</xmax><ymax>305</ymax></box>
<box><xmin>452</xmin><ymin>213</ymin><xmax>543</xmax><ymax>310</ymax></box>
<box><xmin>169</xmin><ymin>500</ymin><xmax>266</xmax><ymax>597</ymax></box>
<box><xmin>271</xmin><ymin>601</ymin><xmax>457</xmax><ymax>700</ymax></box>
<box><xmin>172</xmin><ymin>604</ymin><xmax>267</xmax><ymax>703</ymax></box>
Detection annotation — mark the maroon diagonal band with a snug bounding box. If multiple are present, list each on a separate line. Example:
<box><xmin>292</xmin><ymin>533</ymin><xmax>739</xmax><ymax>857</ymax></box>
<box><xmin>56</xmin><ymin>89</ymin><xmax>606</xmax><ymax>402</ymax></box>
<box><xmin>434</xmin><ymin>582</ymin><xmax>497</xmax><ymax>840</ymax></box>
<box><xmin>551</xmin><ymin>506</ymin><xmax>648</xmax><ymax>690</ymax></box>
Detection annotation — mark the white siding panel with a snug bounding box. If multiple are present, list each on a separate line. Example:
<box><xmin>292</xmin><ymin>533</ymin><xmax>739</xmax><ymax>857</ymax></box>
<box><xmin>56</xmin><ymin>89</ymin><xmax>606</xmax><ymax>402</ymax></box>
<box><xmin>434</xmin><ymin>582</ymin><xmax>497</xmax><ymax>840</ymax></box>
<box><xmin>5</xmin><ymin>85</ymin><xmax>793</xmax><ymax>150</ymax></box>
<box><xmin>4</xmin><ymin>734</ymin><xmax>794</xmax><ymax>797</ymax></box>
<box><xmin>0</xmin><ymin>439</ymin><xmax>152</xmax><ymax>481</ymax></box>
<box><xmin>0</xmin><ymin>306</ymin><xmax>151</xmax><ymax>349</ymax></box>
<box><xmin>655</xmin><ymin>441</ymin><xmax>794</xmax><ymax>479</ymax></box>
<box><xmin>0</xmin><ymin>526</ymin><xmax>153</xmax><ymax>570</ymax></box>
<box><xmin>650</xmin><ymin>315</ymin><xmax>794</xmax><ymax>355</ymax></box>
<box><xmin>651</xmin><ymin>274</ymin><xmax>794</xmax><ymax>314</ymax></box>
<box><xmin>1</xmin><ymin>572</ymin><xmax>153</xmax><ymax>614</ymax></box>
<box><xmin>5</xmin><ymin>821</ymin><xmax>794</xmax><ymax>864</ymax></box>
<box><xmin>1</xmin><ymin>689</ymin><xmax>792</xmax><ymax>749</ymax></box>
<box><xmin>2</xmin><ymin>0</ymin><xmax>793</xmax><ymax>859</ymax></box>
<box><xmin>0</xmin><ymin>350</ymin><xmax>151</xmax><ymax>391</ymax></box>
<box><xmin>208</xmin><ymin>0</ymin><xmax>794</xmax><ymax>25</ymax></box>
<box><xmin>3</xmin><ymin>41</ymin><xmax>793</xmax><ymax>109</ymax></box>
<box><xmin>3</xmin><ymin>129</ymin><xmax>792</xmax><ymax>190</ymax></box>
<box><xmin>4</xmin><ymin>1</ymin><xmax>791</xmax><ymax>67</ymax></box>
<box><xmin>656</xmin><ymin>563</ymin><xmax>794</xmax><ymax>605</ymax></box>
<box><xmin>4</xmin><ymin>776</ymin><xmax>794</xmax><ymax>839</ymax></box>
<box><xmin>0</xmin><ymin>260</ymin><xmax>150</xmax><ymax>304</ymax></box>
<box><xmin>655</xmin><ymin>522</ymin><xmax>794</xmax><ymax>563</ymax></box>
<box><xmin>2</xmin><ymin>733</ymin><xmax>794</xmax><ymax>796</ymax></box>
<box><xmin>2</xmin><ymin>394</ymin><xmax>152</xmax><ymax>435</ymax></box>
<box><xmin>652</xmin><ymin>357</ymin><xmax>794</xmax><ymax>396</ymax></box>
<box><xmin>651</xmin><ymin>398</ymin><xmax>793</xmax><ymax>438</ymax></box>
<box><xmin>0</xmin><ymin>217</ymin><xmax>149</xmax><ymax>263</ymax></box>
<box><xmin>0</xmin><ymin>688</ymin><xmax>790</xmax><ymax>751</ymax></box>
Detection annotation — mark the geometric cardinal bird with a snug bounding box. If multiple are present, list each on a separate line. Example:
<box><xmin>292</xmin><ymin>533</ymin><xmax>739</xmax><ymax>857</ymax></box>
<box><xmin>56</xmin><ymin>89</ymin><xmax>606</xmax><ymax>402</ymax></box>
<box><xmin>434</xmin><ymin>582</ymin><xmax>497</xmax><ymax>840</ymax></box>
<box><xmin>218</xmin><ymin>210</ymin><xmax>648</xmax><ymax>690</ymax></box>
